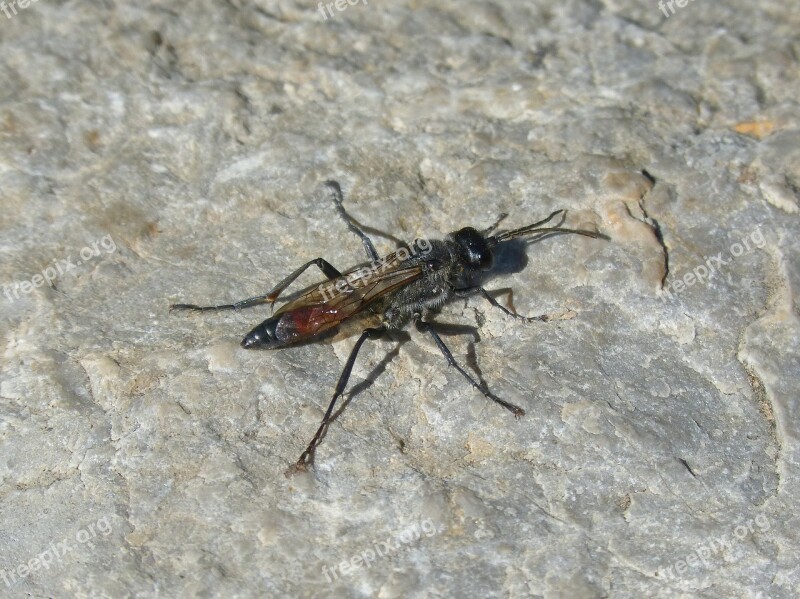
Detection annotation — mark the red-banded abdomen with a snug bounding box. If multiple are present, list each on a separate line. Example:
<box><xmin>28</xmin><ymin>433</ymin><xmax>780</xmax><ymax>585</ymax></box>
<box><xmin>241</xmin><ymin>304</ymin><xmax>344</xmax><ymax>349</ymax></box>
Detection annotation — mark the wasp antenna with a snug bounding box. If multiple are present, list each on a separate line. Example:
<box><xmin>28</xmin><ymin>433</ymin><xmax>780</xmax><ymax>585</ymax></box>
<box><xmin>523</xmin><ymin>226</ymin><xmax>608</xmax><ymax>240</ymax></box>
<box><xmin>487</xmin><ymin>209</ymin><xmax>564</xmax><ymax>246</ymax></box>
<box><xmin>482</xmin><ymin>212</ymin><xmax>509</xmax><ymax>236</ymax></box>
<box><xmin>487</xmin><ymin>210</ymin><xmax>606</xmax><ymax>246</ymax></box>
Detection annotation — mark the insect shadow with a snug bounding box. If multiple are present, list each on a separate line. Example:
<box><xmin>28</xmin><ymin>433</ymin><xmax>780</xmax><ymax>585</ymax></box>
<box><xmin>171</xmin><ymin>180</ymin><xmax>607</xmax><ymax>472</ymax></box>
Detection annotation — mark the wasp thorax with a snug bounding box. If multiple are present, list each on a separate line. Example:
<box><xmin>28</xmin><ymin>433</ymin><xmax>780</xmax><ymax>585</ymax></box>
<box><xmin>452</xmin><ymin>227</ymin><xmax>493</xmax><ymax>270</ymax></box>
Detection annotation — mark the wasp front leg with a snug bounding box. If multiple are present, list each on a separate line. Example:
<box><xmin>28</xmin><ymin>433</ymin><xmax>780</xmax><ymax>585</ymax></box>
<box><xmin>455</xmin><ymin>287</ymin><xmax>552</xmax><ymax>323</ymax></box>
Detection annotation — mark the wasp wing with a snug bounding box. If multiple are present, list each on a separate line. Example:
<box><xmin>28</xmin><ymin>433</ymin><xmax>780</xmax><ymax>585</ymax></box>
<box><xmin>268</xmin><ymin>248</ymin><xmax>425</xmax><ymax>343</ymax></box>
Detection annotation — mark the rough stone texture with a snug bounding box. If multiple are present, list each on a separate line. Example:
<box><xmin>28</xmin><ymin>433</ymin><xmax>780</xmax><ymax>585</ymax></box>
<box><xmin>1</xmin><ymin>1</ymin><xmax>798</xmax><ymax>597</ymax></box>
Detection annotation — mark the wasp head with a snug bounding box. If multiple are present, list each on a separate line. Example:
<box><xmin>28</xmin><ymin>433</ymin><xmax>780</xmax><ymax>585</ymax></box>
<box><xmin>452</xmin><ymin>227</ymin><xmax>494</xmax><ymax>271</ymax></box>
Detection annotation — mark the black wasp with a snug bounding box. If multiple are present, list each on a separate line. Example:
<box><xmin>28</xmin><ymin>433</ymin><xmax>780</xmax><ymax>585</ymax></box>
<box><xmin>171</xmin><ymin>181</ymin><xmax>605</xmax><ymax>470</ymax></box>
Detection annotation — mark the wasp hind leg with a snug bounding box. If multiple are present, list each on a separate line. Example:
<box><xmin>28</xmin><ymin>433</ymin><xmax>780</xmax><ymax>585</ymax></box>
<box><xmin>170</xmin><ymin>258</ymin><xmax>342</xmax><ymax>314</ymax></box>
<box><xmin>260</xmin><ymin>257</ymin><xmax>342</xmax><ymax>306</ymax></box>
<box><xmin>294</xmin><ymin>325</ymin><xmax>387</xmax><ymax>470</ymax></box>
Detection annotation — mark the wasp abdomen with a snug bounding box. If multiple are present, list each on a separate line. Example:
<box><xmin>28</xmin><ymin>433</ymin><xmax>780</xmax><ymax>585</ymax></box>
<box><xmin>242</xmin><ymin>305</ymin><xmax>342</xmax><ymax>349</ymax></box>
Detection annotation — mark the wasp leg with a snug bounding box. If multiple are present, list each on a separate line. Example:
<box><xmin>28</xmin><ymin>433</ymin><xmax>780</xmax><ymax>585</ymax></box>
<box><xmin>170</xmin><ymin>295</ymin><xmax>276</xmax><ymax>313</ymax></box>
<box><xmin>455</xmin><ymin>287</ymin><xmax>551</xmax><ymax>323</ymax></box>
<box><xmin>296</xmin><ymin>325</ymin><xmax>387</xmax><ymax>469</ymax></box>
<box><xmin>170</xmin><ymin>258</ymin><xmax>342</xmax><ymax>314</ymax></box>
<box><xmin>262</xmin><ymin>257</ymin><xmax>342</xmax><ymax>305</ymax></box>
<box><xmin>414</xmin><ymin>316</ymin><xmax>525</xmax><ymax>417</ymax></box>
<box><xmin>325</xmin><ymin>180</ymin><xmax>379</xmax><ymax>262</ymax></box>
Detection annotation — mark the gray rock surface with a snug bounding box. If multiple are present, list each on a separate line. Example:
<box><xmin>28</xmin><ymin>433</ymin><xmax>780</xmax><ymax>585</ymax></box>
<box><xmin>1</xmin><ymin>1</ymin><xmax>798</xmax><ymax>597</ymax></box>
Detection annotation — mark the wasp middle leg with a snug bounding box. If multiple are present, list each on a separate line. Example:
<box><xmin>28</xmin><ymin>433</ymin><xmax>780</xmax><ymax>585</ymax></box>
<box><xmin>325</xmin><ymin>180</ymin><xmax>379</xmax><ymax>261</ymax></box>
<box><xmin>414</xmin><ymin>316</ymin><xmax>525</xmax><ymax>417</ymax></box>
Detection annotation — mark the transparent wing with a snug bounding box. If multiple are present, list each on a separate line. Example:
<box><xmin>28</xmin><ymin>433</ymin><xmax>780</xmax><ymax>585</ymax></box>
<box><xmin>271</xmin><ymin>248</ymin><xmax>425</xmax><ymax>339</ymax></box>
